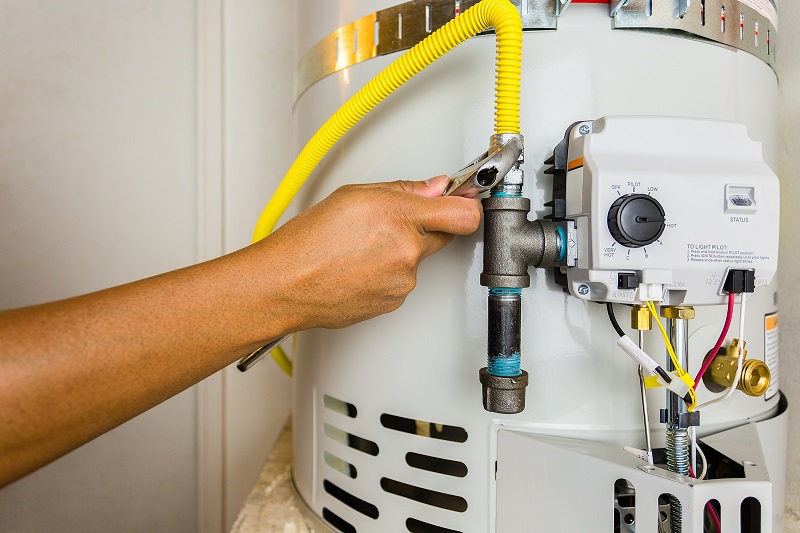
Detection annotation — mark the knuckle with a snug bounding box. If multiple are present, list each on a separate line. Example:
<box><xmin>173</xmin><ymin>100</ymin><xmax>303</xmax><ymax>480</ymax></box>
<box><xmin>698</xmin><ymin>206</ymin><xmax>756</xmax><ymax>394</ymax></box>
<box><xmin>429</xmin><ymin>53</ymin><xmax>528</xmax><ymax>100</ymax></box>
<box><xmin>398</xmin><ymin>244</ymin><xmax>422</xmax><ymax>270</ymax></box>
<box><xmin>386</xmin><ymin>288</ymin><xmax>410</xmax><ymax>312</ymax></box>
<box><xmin>386</xmin><ymin>270</ymin><xmax>416</xmax><ymax>301</ymax></box>
<box><xmin>401</xmin><ymin>274</ymin><xmax>417</xmax><ymax>295</ymax></box>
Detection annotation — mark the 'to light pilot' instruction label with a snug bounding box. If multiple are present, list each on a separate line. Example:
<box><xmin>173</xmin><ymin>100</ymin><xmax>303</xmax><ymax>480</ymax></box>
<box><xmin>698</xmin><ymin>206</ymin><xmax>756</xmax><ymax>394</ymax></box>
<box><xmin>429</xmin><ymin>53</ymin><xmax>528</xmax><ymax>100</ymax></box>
<box><xmin>685</xmin><ymin>244</ymin><xmax>771</xmax><ymax>265</ymax></box>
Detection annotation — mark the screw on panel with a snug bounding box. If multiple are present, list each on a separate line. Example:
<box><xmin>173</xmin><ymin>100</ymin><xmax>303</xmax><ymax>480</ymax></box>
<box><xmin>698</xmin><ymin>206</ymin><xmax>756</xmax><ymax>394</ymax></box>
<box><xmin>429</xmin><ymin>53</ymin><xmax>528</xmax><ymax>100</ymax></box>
<box><xmin>579</xmin><ymin>124</ymin><xmax>591</xmax><ymax>135</ymax></box>
<box><xmin>577</xmin><ymin>284</ymin><xmax>590</xmax><ymax>296</ymax></box>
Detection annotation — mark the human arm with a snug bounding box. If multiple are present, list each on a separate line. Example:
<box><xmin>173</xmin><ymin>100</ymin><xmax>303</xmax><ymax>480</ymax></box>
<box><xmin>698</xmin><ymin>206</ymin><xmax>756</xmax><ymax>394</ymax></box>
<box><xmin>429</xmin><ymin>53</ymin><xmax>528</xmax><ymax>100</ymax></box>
<box><xmin>0</xmin><ymin>176</ymin><xmax>481</xmax><ymax>486</ymax></box>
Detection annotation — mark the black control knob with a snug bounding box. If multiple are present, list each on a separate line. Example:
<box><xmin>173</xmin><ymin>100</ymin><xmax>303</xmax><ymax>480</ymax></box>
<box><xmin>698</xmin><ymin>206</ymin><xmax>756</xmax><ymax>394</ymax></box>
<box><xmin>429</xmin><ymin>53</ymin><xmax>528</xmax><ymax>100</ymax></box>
<box><xmin>607</xmin><ymin>194</ymin><xmax>666</xmax><ymax>248</ymax></box>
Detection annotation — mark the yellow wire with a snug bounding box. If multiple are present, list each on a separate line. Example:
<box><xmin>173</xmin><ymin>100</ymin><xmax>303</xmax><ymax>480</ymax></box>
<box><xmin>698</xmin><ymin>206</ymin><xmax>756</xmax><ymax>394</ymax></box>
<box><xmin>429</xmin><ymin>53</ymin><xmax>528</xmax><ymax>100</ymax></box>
<box><xmin>252</xmin><ymin>0</ymin><xmax>523</xmax><ymax>375</ymax></box>
<box><xmin>646</xmin><ymin>301</ymin><xmax>681</xmax><ymax>370</ymax></box>
<box><xmin>646</xmin><ymin>300</ymin><xmax>697</xmax><ymax>410</ymax></box>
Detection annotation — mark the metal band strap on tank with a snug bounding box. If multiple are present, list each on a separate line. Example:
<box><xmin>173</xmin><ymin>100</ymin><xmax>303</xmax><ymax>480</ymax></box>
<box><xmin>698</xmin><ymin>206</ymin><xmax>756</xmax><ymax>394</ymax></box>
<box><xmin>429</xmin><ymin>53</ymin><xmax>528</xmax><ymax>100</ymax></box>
<box><xmin>614</xmin><ymin>0</ymin><xmax>777</xmax><ymax>69</ymax></box>
<box><xmin>295</xmin><ymin>0</ymin><xmax>777</xmax><ymax>100</ymax></box>
<box><xmin>295</xmin><ymin>0</ymin><xmax>552</xmax><ymax>100</ymax></box>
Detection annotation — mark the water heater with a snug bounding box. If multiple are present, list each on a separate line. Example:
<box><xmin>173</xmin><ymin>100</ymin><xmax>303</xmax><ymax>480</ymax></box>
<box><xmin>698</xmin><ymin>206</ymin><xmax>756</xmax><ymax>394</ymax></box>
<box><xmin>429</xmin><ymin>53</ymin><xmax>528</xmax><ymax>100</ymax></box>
<box><xmin>283</xmin><ymin>1</ymin><xmax>786</xmax><ymax>531</ymax></box>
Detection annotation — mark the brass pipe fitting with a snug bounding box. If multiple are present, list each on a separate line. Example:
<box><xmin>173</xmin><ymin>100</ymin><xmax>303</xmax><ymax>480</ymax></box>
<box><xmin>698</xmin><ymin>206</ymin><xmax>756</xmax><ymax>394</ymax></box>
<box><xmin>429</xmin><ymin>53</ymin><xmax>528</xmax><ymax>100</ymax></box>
<box><xmin>631</xmin><ymin>305</ymin><xmax>652</xmax><ymax>331</ymax></box>
<box><xmin>739</xmin><ymin>359</ymin><xmax>771</xmax><ymax>396</ymax></box>
<box><xmin>660</xmin><ymin>306</ymin><xmax>696</xmax><ymax>320</ymax></box>
<box><xmin>706</xmin><ymin>339</ymin><xmax>771</xmax><ymax>397</ymax></box>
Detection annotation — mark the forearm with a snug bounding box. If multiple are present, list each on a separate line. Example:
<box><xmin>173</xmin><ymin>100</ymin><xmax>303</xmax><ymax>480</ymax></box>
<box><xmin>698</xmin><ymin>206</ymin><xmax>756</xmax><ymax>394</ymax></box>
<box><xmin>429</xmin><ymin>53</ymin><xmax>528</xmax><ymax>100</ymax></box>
<box><xmin>0</xmin><ymin>178</ymin><xmax>481</xmax><ymax>487</ymax></box>
<box><xmin>0</xmin><ymin>243</ymin><xmax>294</xmax><ymax>486</ymax></box>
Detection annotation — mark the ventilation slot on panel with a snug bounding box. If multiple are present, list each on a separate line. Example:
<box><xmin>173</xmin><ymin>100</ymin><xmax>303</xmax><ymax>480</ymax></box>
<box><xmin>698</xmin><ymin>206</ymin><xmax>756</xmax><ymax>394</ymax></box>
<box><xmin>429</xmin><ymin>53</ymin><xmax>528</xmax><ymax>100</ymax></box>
<box><xmin>613</xmin><ymin>478</ymin><xmax>636</xmax><ymax>533</ymax></box>
<box><xmin>324</xmin><ymin>480</ymin><xmax>379</xmax><ymax>519</ymax></box>
<box><xmin>323</xmin><ymin>394</ymin><xmax>358</xmax><ymax>418</ymax></box>
<box><xmin>380</xmin><ymin>414</ymin><xmax>467</xmax><ymax>443</ymax></box>
<box><xmin>406</xmin><ymin>517</ymin><xmax>462</xmax><ymax>533</ymax></box>
<box><xmin>324</xmin><ymin>423</ymin><xmax>379</xmax><ymax>456</ymax></box>
<box><xmin>323</xmin><ymin>507</ymin><xmax>356</xmax><ymax>533</ymax></box>
<box><xmin>741</xmin><ymin>497</ymin><xmax>761</xmax><ymax>532</ymax></box>
<box><xmin>381</xmin><ymin>478</ymin><xmax>467</xmax><ymax>513</ymax></box>
<box><xmin>406</xmin><ymin>452</ymin><xmax>467</xmax><ymax>478</ymax></box>
<box><xmin>324</xmin><ymin>451</ymin><xmax>357</xmax><ymax>479</ymax></box>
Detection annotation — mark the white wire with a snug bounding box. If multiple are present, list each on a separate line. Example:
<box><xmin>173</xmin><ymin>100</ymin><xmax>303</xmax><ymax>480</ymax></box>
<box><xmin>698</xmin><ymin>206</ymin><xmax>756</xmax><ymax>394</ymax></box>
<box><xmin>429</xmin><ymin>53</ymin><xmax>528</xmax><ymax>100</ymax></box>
<box><xmin>738</xmin><ymin>291</ymin><xmax>746</xmax><ymax>347</ymax></box>
<box><xmin>696</xmin><ymin>441</ymin><xmax>709</xmax><ymax>480</ymax></box>
<box><xmin>696</xmin><ymin>293</ymin><xmax>747</xmax><ymax>411</ymax></box>
<box><xmin>638</xmin><ymin>331</ymin><xmax>654</xmax><ymax>465</ymax></box>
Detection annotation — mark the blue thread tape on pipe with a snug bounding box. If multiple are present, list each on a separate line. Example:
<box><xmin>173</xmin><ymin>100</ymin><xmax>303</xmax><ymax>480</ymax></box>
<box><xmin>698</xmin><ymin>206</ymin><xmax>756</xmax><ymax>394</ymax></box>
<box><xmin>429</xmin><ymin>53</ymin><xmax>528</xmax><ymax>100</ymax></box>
<box><xmin>489</xmin><ymin>287</ymin><xmax>522</xmax><ymax>297</ymax></box>
<box><xmin>488</xmin><ymin>353</ymin><xmax>522</xmax><ymax>377</ymax></box>
<box><xmin>490</xmin><ymin>189</ymin><xmax>522</xmax><ymax>198</ymax></box>
<box><xmin>555</xmin><ymin>225</ymin><xmax>566</xmax><ymax>261</ymax></box>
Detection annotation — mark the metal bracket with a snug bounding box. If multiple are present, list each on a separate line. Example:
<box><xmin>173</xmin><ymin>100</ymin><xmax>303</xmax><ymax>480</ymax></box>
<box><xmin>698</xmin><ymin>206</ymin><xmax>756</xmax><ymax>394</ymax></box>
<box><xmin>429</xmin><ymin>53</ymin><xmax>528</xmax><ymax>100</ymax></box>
<box><xmin>609</xmin><ymin>0</ymin><xmax>631</xmax><ymax>18</ymax></box>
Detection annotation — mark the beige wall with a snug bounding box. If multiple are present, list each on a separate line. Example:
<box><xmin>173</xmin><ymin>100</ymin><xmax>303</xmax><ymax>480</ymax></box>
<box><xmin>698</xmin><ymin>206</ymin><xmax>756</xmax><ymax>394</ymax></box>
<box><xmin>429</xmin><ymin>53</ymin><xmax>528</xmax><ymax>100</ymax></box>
<box><xmin>0</xmin><ymin>2</ymin><xmax>200</xmax><ymax>532</ymax></box>
<box><xmin>0</xmin><ymin>1</ymin><xmax>292</xmax><ymax>531</ymax></box>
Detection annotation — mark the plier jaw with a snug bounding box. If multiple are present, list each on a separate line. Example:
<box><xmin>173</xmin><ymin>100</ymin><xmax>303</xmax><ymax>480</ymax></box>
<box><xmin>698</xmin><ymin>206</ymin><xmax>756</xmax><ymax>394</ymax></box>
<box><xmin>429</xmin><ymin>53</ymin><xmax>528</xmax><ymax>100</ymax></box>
<box><xmin>443</xmin><ymin>134</ymin><xmax>524</xmax><ymax>198</ymax></box>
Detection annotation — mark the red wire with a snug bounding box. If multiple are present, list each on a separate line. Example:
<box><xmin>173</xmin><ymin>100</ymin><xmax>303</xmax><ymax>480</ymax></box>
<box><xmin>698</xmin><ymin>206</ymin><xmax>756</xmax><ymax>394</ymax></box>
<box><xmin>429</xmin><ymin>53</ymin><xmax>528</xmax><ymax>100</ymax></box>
<box><xmin>688</xmin><ymin>293</ymin><xmax>732</xmax><ymax>531</ymax></box>
<box><xmin>688</xmin><ymin>293</ymin><xmax>734</xmax><ymax>529</ymax></box>
<box><xmin>688</xmin><ymin>465</ymin><xmax>723</xmax><ymax>532</ymax></box>
<box><xmin>693</xmin><ymin>292</ymin><xmax>735</xmax><ymax>390</ymax></box>
<box><xmin>707</xmin><ymin>504</ymin><xmax>722</xmax><ymax>532</ymax></box>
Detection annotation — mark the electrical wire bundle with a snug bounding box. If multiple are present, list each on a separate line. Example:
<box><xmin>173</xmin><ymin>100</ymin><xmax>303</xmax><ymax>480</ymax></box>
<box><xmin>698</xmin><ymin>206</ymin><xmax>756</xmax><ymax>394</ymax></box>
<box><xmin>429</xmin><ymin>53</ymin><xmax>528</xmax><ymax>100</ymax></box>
<box><xmin>695</xmin><ymin>292</ymin><xmax>745</xmax><ymax>410</ymax></box>
<box><xmin>606</xmin><ymin>302</ymin><xmax>693</xmax><ymax>408</ymax></box>
<box><xmin>644</xmin><ymin>300</ymin><xmax>698</xmax><ymax>411</ymax></box>
<box><xmin>608</xmin><ymin>286</ymin><xmax>747</xmax><ymax>533</ymax></box>
<box><xmin>608</xmin><ymin>290</ymin><xmax>747</xmax><ymax>420</ymax></box>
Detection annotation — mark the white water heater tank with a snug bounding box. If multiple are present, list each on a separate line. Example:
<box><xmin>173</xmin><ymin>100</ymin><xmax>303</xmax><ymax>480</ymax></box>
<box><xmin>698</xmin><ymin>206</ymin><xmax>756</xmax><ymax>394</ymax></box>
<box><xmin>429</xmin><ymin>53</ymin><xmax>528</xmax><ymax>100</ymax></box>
<box><xmin>287</xmin><ymin>1</ymin><xmax>786</xmax><ymax>532</ymax></box>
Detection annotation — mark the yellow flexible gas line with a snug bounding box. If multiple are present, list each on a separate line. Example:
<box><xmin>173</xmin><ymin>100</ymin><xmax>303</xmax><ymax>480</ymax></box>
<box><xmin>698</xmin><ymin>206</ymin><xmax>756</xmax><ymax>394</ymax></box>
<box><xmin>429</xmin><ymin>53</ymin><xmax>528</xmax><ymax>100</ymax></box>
<box><xmin>255</xmin><ymin>0</ymin><xmax>523</xmax><ymax>374</ymax></box>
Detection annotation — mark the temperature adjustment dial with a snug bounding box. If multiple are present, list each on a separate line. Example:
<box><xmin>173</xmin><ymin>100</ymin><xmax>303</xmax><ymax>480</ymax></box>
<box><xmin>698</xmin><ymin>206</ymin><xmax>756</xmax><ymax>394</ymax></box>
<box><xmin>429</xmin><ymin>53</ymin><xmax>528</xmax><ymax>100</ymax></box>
<box><xmin>607</xmin><ymin>193</ymin><xmax>666</xmax><ymax>248</ymax></box>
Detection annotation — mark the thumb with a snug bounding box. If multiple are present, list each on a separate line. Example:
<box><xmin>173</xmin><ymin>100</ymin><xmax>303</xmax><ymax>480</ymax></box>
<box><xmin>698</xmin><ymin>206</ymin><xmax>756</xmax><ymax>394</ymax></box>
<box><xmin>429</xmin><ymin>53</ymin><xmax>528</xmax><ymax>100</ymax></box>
<box><xmin>391</xmin><ymin>175</ymin><xmax>450</xmax><ymax>198</ymax></box>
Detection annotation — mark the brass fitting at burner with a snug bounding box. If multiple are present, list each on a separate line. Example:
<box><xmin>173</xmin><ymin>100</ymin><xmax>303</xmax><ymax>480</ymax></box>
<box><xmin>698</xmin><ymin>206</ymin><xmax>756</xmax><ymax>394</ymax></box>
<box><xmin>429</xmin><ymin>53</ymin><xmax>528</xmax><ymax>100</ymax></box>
<box><xmin>706</xmin><ymin>339</ymin><xmax>771</xmax><ymax>397</ymax></box>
